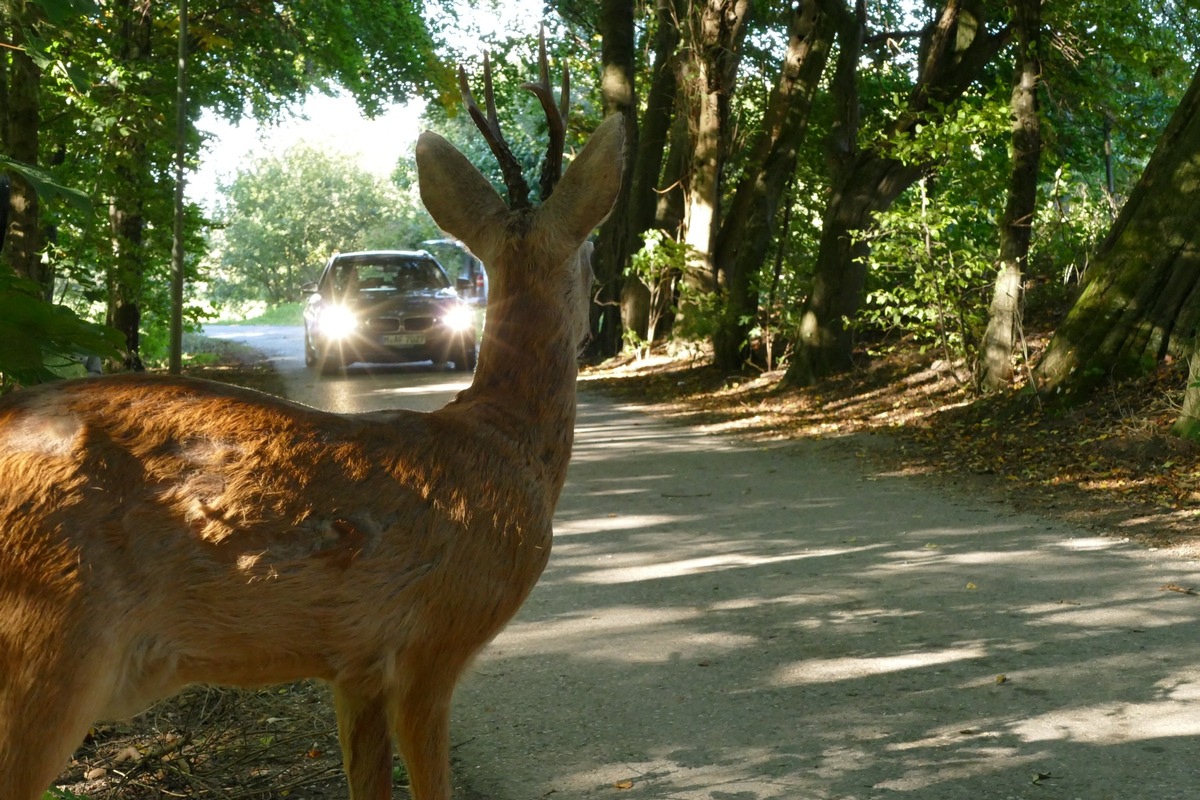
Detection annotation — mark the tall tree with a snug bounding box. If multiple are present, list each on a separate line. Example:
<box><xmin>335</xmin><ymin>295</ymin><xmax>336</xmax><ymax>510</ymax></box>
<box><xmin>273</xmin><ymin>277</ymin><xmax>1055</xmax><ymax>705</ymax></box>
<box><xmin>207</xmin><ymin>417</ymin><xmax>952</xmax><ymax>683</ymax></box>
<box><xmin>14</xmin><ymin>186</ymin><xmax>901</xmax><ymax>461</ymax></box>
<box><xmin>976</xmin><ymin>0</ymin><xmax>1041</xmax><ymax>391</ymax></box>
<box><xmin>2</xmin><ymin>0</ymin><xmax>48</xmax><ymax>291</ymax></box>
<box><xmin>620</xmin><ymin>0</ymin><xmax>684</xmax><ymax>341</ymax></box>
<box><xmin>213</xmin><ymin>145</ymin><xmax>401</xmax><ymax>304</ymax></box>
<box><xmin>1039</xmin><ymin>62</ymin><xmax>1200</xmax><ymax>401</ymax></box>
<box><xmin>590</xmin><ymin>0</ymin><xmax>638</xmax><ymax>356</ymax></box>
<box><xmin>710</xmin><ymin>0</ymin><xmax>835</xmax><ymax>370</ymax></box>
<box><xmin>680</xmin><ymin>0</ymin><xmax>752</xmax><ymax>281</ymax></box>
<box><xmin>105</xmin><ymin>0</ymin><xmax>155</xmax><ymax>369</ymax></box>
<box><xmin>785</xmin><ymin>0</ymin><xmax>1011</xmax><ymax>385</ymax></box>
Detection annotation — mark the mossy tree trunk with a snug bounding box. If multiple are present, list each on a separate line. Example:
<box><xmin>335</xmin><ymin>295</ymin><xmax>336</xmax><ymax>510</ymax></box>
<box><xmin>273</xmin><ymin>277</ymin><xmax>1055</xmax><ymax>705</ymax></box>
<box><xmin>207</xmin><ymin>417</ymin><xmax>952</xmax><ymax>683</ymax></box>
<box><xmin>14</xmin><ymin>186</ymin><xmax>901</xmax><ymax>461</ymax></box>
<box><xmin>1173</xmin><ymin>346</ymin><xmax>1200</xmax><ymax>441</ymax></box>
<box><xmin>680</xmin><ymin>0</ymin><xmax>751</xmax><ymax>282</ymax></box>
<box><xmin>1039</xmin><ymin>62</ymin><xmax>1200</xmax><ymax>402</ymax></box>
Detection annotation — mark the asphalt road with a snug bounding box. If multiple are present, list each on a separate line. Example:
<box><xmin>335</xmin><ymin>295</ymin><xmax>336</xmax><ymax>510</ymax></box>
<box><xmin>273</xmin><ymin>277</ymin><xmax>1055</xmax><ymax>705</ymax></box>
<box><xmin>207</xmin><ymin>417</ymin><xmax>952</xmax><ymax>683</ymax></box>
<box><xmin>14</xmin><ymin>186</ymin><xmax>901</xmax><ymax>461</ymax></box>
<box><xmin>202</xmin><ymin>324</ymin><xmax>471</xmax><ymax>412</ymax></box>
<box><xmin>208</xmin><ymin>325</ymin><xmax>1200</xmax><ymax>800</ymax></box>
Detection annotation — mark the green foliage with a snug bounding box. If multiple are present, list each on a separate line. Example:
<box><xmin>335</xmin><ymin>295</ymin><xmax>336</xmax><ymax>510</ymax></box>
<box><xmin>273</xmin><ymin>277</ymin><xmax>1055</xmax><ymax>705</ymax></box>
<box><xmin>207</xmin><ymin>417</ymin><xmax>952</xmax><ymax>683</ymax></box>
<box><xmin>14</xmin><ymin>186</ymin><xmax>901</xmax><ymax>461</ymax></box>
<box><xmin>853</xmin><ymin>88</ymin><xmax>1010</xmax><ymax>362</ymax></box>
<box><xmin>1029</xmin><ymin>164</ymin><xmax>1114</xmax><ymax>285</ymax></box>
<box><xmin>221</xmin><ymin>302</ymin><xmax>306</xmax><ymax>326</ymax></box>
<box><xmin>625</xmin><ymin>229</ymin><xmax>696</xmax><ymax>355</ymax></box>
<box><xmin>1041</xmin><ymin>0</ymin><xmax>1199</xmax><ymax>197</ymax></box>
<box><xmin>207</xmin><ymin>145</ymin><xmax>428</xmax><ymax>307</ymax></box>
<box><xmin>42</xmin><ymin>789</ymin><xmax>90</xmax><ymax>800</ymax></box>
<box><xmin>30</xmin><ymin>0</ymin><xmax>97</xmax><ymax>24</ymax></box>
<box><xmin>0</xmin><ymin>275</ymin><xmax>124</xmax><ymax>392</ymax></box>
<box><xmin>866</xmin><ymin>93</ymin><xmax>1011</xmax><ymax>169</ymax></box>
<box><xmin>0</xmin><ymin>157</ymin><xmax>91</xmax><ymax>212</ymax></box>
<box><xmin>858</xmin><ymin>177</ymin><xmax>998</xmax><ymax>362</ymax></box>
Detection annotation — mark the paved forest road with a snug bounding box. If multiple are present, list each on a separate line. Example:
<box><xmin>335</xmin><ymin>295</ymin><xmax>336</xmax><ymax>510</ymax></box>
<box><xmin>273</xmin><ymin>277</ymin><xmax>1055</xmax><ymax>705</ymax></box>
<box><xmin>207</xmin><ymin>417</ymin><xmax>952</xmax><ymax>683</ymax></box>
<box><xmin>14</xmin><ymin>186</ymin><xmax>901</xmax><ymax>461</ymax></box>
<box><xmin>207</xmin><ymin>326</ymin><xmax>1200</xmax><ymax>799</ymax></box>
<box><xmin>449</xmin><ymin>400</ymin><xmax>1200</xmax><ymax>800</ymax></box>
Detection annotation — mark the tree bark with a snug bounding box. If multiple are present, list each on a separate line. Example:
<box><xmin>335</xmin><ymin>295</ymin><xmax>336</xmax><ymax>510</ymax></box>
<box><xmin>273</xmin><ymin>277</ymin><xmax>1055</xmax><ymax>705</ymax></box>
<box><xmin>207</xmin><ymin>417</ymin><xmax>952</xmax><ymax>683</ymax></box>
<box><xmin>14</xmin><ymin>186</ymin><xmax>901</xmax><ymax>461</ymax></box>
<box><xmin>977</xmin><ymin>0</ymin><xmax>1042</xmax><ymax>391</ymax></box>
<box><xmin>106</xmin><ymin>0</ymin><xmax>154</xmax><ymax>370</ymax></box>
<box><xmin>1040</xmin><ymin>62</ymin><xmax>1200</xmax><ymax>401</ymax></box>
<box><xmin>785</xmin><ymin>0</ymin><xmax>1011</xmax><ymax>386</ymax></box>
<box><xmin>680</xmin><ymin>0</ymin><xmax>751</xmax><ymax>280</ymax></box>
<box><xmin>589</xmin><ymin>0</ymin><xmax>638</xmax><ymax>357</ymax></box>
<box><xmin>710</xmin><ymin>0</ymin><xmax>835</xmax><ymax>370</ymax></box>
<box><xmin>620</xmin><ymin>0</ymin><xmax>684</xmax><ymax>341</ymax></box>
<box><xmin>3</xmin><ymin>1</ymin><xmax>47</xmax><ymax>292</ymax></box>
<box><xmin>1173</xmin><ymin>345</ymin><xmax>1200</xmax><ymax>441</ymax></box>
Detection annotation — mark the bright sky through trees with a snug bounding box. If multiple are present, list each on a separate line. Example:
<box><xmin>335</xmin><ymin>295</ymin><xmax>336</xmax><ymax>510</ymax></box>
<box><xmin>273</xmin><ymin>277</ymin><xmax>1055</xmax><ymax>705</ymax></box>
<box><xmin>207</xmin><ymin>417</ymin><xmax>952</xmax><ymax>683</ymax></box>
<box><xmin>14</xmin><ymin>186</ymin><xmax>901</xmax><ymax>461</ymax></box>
<box><xmin>188</xmin><ymin>0</ymin><xmax>544</xmax><ymax>209</ymax></box>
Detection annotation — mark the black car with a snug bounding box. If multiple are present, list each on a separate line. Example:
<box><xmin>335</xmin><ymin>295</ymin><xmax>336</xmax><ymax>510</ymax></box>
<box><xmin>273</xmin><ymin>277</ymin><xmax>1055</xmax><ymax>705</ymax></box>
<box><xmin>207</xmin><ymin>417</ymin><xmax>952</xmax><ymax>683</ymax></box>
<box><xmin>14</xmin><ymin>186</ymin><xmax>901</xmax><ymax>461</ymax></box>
<box><xmin>303</xmin><ymin>250</ymin><xmax>477</xmax><ymax>374</ymax></box>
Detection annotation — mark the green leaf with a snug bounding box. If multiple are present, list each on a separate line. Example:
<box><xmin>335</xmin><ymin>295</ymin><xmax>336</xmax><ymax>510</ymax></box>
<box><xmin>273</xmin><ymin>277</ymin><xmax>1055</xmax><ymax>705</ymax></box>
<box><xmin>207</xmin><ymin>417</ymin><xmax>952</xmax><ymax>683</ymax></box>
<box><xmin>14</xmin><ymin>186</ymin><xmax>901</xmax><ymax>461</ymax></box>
<box><xmin>1</xmin><ymin>157</ymin><xmax>92</xmax><ymax>212</ymax></box>
<box><xmin>32</xmin><ymin>0</ymin><xmax>98</xmax><ymax>25</ymax></box>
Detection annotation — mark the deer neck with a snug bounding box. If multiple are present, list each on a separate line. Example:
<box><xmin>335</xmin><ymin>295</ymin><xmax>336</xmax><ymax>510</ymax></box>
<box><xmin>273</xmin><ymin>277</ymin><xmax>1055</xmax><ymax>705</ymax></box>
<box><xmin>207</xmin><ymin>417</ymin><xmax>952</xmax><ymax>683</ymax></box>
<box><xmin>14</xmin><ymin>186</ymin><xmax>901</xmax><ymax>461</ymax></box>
<box><xmin>450</xmin><ymin>286</ymin><xmax>581</xmax><ymax>490</ymax></box>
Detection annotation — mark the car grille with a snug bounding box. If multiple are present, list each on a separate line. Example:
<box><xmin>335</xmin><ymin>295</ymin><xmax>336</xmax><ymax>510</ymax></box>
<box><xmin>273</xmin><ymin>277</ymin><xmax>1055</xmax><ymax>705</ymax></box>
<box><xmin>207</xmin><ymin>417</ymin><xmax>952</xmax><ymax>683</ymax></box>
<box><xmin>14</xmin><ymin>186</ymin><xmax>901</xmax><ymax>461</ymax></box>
<box><xmin>364</xmin><ymin>317</ymin><xmax>400</xmax><ymax>333</ymax></box>
<box><xmin>361</xmin><ymin>316</ymin><xmax>437</xmax><ymax>334</ymax></box>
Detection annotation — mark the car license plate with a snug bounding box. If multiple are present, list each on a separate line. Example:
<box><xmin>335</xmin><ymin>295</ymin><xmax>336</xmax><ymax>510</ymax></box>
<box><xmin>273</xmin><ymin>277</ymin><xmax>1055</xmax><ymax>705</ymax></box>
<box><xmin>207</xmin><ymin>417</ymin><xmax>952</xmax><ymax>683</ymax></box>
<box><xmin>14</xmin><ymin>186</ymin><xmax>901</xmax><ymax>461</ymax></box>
<box><xmin>382</xmin><ymin>333</ymin><xmax>425</xmax><ymax>346</ymax></box>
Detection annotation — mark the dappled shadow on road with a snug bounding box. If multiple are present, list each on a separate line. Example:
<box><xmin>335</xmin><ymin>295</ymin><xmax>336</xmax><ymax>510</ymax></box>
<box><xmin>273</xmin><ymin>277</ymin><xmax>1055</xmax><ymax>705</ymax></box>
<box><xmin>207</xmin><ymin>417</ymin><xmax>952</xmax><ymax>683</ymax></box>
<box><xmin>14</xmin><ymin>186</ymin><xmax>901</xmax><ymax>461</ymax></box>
<box><xmin>452</xmin><ymin>395</ymin><xmax>1200</xmax><ymax>800</ymax></box>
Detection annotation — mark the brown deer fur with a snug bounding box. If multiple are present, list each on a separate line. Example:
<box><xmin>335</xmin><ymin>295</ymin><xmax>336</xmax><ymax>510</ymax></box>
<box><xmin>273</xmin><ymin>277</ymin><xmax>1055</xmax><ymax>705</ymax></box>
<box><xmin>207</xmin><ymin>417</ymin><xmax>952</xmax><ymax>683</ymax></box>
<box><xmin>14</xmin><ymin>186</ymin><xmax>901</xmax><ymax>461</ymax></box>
<box><xmin>0</xmin><ymin>109</ymin><xmax>624</xmax><ymax>798</ymax></box>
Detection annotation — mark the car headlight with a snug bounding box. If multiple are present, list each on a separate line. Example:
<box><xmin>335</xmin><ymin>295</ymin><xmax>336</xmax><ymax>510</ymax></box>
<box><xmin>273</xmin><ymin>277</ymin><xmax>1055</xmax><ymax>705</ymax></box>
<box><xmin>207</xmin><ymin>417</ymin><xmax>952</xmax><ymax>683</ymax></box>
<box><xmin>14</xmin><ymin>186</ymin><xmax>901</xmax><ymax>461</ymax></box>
<box><xmin>442</xmin><ymin>304</ymin><xmax>474</xmax><ymax>332</ymax></box>
<box><xmin>319</xmin><ymin>304</ymin><xmax>359</xmax><ymax>339</ymax></box>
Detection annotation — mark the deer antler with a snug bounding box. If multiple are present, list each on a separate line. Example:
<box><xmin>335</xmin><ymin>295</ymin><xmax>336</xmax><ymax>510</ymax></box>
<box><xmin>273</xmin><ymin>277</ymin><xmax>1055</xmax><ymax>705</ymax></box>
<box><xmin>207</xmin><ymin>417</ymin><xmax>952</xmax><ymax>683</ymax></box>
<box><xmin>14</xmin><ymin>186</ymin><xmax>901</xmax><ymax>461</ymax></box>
<box><xmin>460</xmin><ymin>26</ymin><xmax>569</xmax><ymax>208</ymax></box>
<box><xmin>522</xmin><ymin>27</ymin><xmax>569</xmax><ymax>201</ymax></box>
<box><xmin>459</xmin><ymin>53</ymin><xmax>532</xmax><ymax>209</ymax></box>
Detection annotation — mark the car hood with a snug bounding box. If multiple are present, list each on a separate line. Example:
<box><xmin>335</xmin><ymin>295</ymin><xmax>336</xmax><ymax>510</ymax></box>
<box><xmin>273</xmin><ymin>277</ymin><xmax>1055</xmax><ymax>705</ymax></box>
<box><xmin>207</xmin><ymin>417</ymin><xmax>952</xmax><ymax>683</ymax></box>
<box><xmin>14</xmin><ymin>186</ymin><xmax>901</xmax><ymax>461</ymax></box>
<box><xmin>353</xmin><ymin>288</ymin><xmax>459</xmax><ymax>313</ymax></box>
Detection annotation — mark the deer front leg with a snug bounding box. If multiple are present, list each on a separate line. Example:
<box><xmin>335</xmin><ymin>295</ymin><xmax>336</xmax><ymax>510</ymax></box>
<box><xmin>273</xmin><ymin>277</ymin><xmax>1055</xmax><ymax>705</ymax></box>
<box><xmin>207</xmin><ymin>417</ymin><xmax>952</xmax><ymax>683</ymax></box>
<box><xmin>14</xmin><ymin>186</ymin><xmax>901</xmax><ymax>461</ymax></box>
<box><xmin>390</xmin><ymin>670</ymin><xmax>456</xmax><ymax>800</ymax></box>
<box><xmin>333</xmin><ymin>685</ymin><xmax>395</xmax><ymax>800</ymax></box>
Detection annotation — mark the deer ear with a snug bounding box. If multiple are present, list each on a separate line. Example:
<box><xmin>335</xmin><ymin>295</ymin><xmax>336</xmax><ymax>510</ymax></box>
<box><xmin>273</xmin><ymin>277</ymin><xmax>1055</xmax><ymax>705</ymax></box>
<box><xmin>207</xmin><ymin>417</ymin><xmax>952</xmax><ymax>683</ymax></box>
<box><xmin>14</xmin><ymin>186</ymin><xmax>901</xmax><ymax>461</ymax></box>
<box><xmin>538</xmin><ymin>114</ymin><xmax>625</xmax><ymax>244</ymax></box>
<box><xmin>416</xmin><ymin>131</ymin><xmax>510</xmax><ymax>260</ymax></box>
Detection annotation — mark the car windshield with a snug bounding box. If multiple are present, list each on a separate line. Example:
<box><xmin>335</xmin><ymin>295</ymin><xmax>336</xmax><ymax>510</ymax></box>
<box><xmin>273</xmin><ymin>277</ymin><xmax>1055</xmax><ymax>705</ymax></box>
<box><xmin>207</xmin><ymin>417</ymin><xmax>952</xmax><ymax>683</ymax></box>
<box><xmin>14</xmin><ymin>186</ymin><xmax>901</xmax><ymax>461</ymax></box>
<box><xmin>331</xmin><ymin>256</ymin><xmax>450</xmax><ymax>299</ymax></box>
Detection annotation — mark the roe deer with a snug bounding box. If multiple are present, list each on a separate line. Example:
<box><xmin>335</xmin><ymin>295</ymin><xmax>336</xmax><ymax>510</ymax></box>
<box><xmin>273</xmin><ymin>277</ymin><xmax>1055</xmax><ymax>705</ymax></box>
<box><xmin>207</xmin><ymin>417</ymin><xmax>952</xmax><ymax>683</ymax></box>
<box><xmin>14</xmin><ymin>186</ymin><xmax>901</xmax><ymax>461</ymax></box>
<box><xmin>0</xmin><ymin>37</ymin><xmax>623</xmax><ymax>800</ymax></box>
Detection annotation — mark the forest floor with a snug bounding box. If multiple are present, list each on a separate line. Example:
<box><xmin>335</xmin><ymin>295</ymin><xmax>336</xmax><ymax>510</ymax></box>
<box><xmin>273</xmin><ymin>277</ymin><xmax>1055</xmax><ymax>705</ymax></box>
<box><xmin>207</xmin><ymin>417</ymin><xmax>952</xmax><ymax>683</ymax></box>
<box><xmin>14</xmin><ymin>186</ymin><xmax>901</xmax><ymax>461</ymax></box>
<box><xmin>50</xmin><ymin>332</ymin><xmax>1200</xmax><ymax>799</ymax></box>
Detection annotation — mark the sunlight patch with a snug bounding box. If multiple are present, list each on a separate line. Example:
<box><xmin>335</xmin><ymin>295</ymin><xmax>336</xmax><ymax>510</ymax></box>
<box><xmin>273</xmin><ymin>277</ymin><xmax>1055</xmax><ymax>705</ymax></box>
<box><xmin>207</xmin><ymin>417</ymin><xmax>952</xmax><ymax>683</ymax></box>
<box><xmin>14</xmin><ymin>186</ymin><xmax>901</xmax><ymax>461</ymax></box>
<box><xmin>772</xmin><ymin>645</ymin><xmax>987</xmax><ymax>686</ymax></box>
<box><xmin>570</xmin><ymin>546</ymin><xmax>884</xmax><ymax>584</ymax></box>
<box><xmin>1012</xmin><ymin>696</ymin><xmax>1200</xmax><ymax>744</ymax></box>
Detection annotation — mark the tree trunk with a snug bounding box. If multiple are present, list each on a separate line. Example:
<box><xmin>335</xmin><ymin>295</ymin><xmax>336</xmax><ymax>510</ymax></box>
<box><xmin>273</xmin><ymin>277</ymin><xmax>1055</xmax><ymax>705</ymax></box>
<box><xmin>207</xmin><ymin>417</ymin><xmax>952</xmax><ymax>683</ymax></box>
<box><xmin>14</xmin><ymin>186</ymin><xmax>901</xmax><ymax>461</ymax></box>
<box><xmin>3</xmin><ymin>2</ymin><xmax>47</xmax><ymax>292</ymax></box>
<box><xmin>681</xmin><ymin>0</ymin><xmax>751</xmax><ymax>280</ymax></box>
<box><xmin>785</xmin><ymin>0</ymin><xmax>1011</xmax><ymax>386</ymax></box>
<box><xmin>1173</xmin><ymin>344</ymin><xmax>1200</xmax><ymax>441</ymax></box>
<box><xmin>620</xmin><ymin>0</ymin><xmax>683</xmax><ymax>342</ymax></box>
<box><xmin>710</xmin><ymin>0</ymin><xmax>835</xmax><ymax>370</ymax></box>
<box><xmin>977</xmin><ymin>0</ymin><xmax>1042</xmax><ymax>391</ymax></box>
<box><xmin>1040</xmin><ymin>62</ymin><xmax>1200</xmax><ymax>401</ymax></box>
<box><xmin>105</xmin><ymin>0</ymin><xmax>154</xmax><ymax>371</ymax></box>
<box><xmin>589</xmin><ymin>0</ymin><xmax>639</xmax><ymax>358</ymax></box>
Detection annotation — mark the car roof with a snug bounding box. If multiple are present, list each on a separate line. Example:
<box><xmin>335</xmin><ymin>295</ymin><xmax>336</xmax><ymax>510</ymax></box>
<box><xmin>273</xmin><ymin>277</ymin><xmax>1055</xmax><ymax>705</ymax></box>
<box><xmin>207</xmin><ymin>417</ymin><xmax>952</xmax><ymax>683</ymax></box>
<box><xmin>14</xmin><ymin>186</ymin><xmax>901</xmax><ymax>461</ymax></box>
<box><xmin>331</xmin><ymin>250</ymin><xmax>435</xmax><ymax>261</ymax></box>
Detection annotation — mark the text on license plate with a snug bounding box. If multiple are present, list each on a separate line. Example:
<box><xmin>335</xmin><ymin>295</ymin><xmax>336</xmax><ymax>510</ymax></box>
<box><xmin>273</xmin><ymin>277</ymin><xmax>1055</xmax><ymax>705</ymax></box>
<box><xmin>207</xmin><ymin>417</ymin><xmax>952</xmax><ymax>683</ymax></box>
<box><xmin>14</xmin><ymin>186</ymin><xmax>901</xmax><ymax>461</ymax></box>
<box><xmin>382</xmin><ymin>333</ymin><xmax>425</xmax><ymax>346</ymax></box>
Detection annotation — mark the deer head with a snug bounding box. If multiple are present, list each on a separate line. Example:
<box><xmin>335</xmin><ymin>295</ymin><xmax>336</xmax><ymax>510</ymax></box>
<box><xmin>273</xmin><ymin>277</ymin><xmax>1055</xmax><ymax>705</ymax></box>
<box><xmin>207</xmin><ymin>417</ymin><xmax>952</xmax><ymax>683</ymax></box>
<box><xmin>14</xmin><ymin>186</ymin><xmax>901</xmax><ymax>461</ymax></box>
<box><xmin>415</xmin><ymin>35</ymin><xmax>624</xmax><ymax>368</ymax></box>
